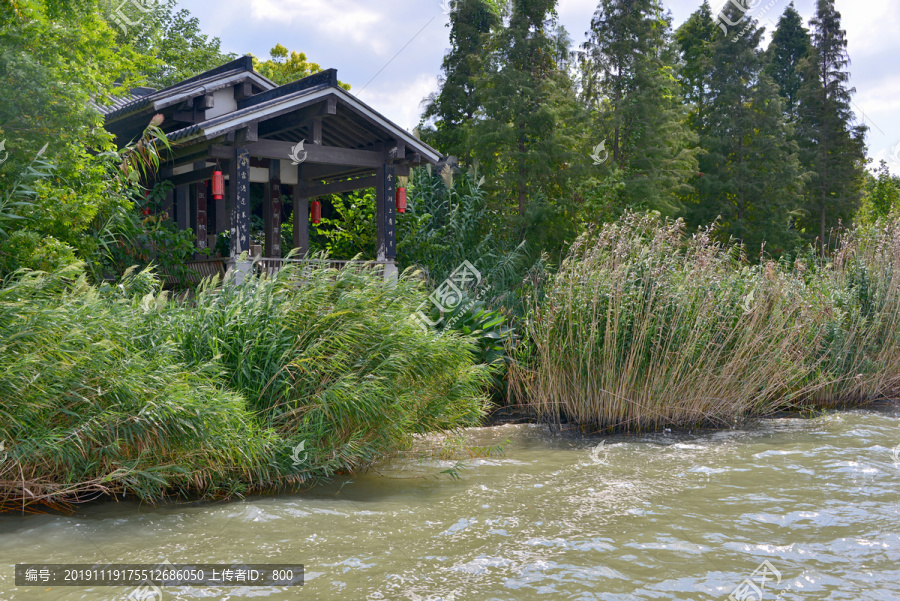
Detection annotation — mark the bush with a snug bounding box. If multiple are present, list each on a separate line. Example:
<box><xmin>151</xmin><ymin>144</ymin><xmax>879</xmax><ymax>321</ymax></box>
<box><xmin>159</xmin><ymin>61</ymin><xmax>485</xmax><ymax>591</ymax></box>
<box><xmin>511</xmin><ymin>213</ymin><xmax>900</xmax><ymax>432</ymax></box>
<box><xmin>0</xmin><ymin>260</ymin><xmax>491</xmax><ymax>510</ymax></box>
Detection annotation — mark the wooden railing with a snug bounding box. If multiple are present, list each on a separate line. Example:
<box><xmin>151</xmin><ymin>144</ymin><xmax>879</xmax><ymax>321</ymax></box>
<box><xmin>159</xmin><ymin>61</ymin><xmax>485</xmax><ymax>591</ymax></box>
<box><xmin>164</xmin><ymin>257</ymin><xmax>392</xmax><ymax>287</ymax></box>
<box><xmin>252</xmin><ymin>257</ymin><xmax>390</xmax><ymax>278</ymax></box>
<box><xmin>163</xmin><ymin>258</ymin><xmax>227</xmax><ymax>286</ymax></box>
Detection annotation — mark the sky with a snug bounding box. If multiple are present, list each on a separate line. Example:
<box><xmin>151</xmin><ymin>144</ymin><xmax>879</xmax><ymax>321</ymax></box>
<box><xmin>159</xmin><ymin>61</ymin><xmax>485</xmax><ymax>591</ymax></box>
<box><xmin>176</xmin><ymin>0</ymin><xmax>900</xmax><ymax>172</ymax></box>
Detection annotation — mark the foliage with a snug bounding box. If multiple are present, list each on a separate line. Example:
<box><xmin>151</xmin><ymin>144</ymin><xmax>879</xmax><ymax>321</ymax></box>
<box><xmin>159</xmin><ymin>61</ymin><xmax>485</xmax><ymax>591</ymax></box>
<box><xmin>857</xmin><ymin>161</ymin><xmax>900</xmax><ymax>223</ymax></box>
<box><xmin>679</xmin><ymin>3</ymin><xmax>802</xmax><ymax>255</ymax></box>
<box><xmin>421</xmin><ymin>0</ymin><xmax>500</xmax><ymax>161</ymax></box>
<box><xmin>253</xmin><ymin>44</ymin><xmax>352</xmax><ymax>89</ymax></box>
<box><xmin>579</xmin><ymin>0</ymin><xmax>698</xmax><ymax>214</ymax></box>
<box><xmin>794</xmin><ymin>0</ymin><xmax>868</xmax><ymax>247</ymax></box>
<box><xmin>765</xmin><ymin>2</ymin><xmax>811</xmax><ymax>123</ymax></box>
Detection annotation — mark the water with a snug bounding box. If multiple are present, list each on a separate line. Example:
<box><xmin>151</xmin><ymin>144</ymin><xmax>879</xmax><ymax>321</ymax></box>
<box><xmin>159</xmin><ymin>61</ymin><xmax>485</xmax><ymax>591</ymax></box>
<box><xmin>2</xmin><ymin>405</ymin><xmax>899</xmax><ymax>600</ymax></box>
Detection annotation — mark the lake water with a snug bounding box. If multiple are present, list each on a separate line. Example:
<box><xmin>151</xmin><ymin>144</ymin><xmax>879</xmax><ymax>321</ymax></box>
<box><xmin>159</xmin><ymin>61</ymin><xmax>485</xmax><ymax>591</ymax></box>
<box><xmin>2</xmin><ymin>405</ymin><xmax>899</xmax><ymax>600</ymax></box>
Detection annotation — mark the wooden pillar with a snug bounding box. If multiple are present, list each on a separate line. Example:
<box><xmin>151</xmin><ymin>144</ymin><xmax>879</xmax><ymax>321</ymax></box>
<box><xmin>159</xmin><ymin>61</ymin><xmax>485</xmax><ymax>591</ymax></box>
<box><xmin>292</xmin><ymin>164</ymin><xmax>309</xmax><ymax>256</ymax></box>
<box><xmin>229</xmin><ymin>147</ymin><xmax>251</xmax><ymax>259</ymax></box>
<box><xmin>176</xmin><ymin>184</ymin><xmax>189</xmax><ymax>231</ymax></box>
<box><xmin>264</xmin><ymin>160</ymin><xmax>282</xmax><ymax>258</ymax></box>
<box><xmin>376</xmin><ymin>163</ymin><xmax>397</xmax><ymax>261</ymax></box>
<box><xmin>195</xmin><ymin>181</ymin><xmax>208</xmax><ymax>255</ymax></box>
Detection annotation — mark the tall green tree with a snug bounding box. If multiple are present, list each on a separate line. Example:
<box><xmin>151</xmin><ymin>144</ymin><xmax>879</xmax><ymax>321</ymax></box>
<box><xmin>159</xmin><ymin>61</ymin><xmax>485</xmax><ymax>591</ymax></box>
<box><xmin>421</xmin><ymin>0</ymin><xmax>500</xmax><ymax>161</ymax></box>
<box><xmin>469</xmin><ymin>0</ymin><xmax>585</xmax><ymax>218</ymax></box>
<box><xmin>686</xmin><ymin>3</ymin><xmax>802</xmax><ymax>254</ymax></box>
<box><xmin>580</xmin><ymin>0</ymin><xmax>698</xmax><ymax>214</ymax></box>
<box><xmin>795</xmin><ymin>0</ymin><xmax>867</xmax><ymax>248</ymax></box>
<box><xmin>674</xmin><ymin>1</ymin><xmax>717</xmax><ymax>133</ymax></box>
<box><xmin>765</xmin><ymin>3</ymin><xmax>811</xmax><ymax>123</ymax></box>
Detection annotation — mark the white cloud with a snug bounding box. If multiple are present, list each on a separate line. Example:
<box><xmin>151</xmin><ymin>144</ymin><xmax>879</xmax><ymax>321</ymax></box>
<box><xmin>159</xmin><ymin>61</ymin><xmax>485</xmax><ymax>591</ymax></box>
<box><xmin>356</xmin><ymin>73</ymin><xmax>439</xmax><ymax>131</ymax></box>
<box><xmin>248</xmin><ymin>0</ymin><xmax>387</xmax><ymax>51</ymax></box>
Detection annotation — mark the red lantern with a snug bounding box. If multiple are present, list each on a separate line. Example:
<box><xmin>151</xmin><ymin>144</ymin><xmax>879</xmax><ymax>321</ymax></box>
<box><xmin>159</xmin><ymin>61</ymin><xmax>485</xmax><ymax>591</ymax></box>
<box><xmin>212</xmin><ymin>170</ymin><xmax>225</xmax><ymax>200</ymax></box>
<box><xmin>311</xmin><ymin>200</ymin><xmax>321</xmax><ymax>225</ymax></box>
<box><xmin>396</xmin><ymin>187</ymin><xmax>407</xmax><ymax>213</ymax></box>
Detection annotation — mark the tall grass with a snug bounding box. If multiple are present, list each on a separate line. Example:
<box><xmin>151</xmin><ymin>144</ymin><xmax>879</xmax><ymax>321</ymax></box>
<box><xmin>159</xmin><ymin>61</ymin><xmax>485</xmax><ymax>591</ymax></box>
<box><xmin>511</xmin><ymin>213</ymin><xmax>900</xmax><ymax>431</ymax></box>
<box><xmin>0</xmin><ymin>261</ymin><xmax>490</xmax><ymax>511</ymax></box>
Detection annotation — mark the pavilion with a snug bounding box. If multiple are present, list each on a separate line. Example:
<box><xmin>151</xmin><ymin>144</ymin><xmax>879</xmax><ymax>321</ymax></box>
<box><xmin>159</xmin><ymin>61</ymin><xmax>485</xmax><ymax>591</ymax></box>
<box><xmin>99</xmin><ymin>56</ymin><xmax>442</xmax><ymax>282</ymax></box>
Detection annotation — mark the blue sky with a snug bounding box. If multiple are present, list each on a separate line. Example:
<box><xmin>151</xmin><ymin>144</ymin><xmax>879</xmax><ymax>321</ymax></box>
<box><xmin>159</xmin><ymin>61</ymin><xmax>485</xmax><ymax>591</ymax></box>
<box><xmin>176</xmin><ymin>0</ymin><xmax>900</xmax><ymax>172</ymax></box>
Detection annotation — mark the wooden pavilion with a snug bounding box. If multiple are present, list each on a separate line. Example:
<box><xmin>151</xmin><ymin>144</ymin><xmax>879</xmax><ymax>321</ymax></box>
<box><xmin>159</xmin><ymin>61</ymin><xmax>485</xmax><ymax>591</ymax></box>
<box><xmin>100</xmin><ymin>56</ymin><xmax>441</xmax><ymax>282</ymax></box>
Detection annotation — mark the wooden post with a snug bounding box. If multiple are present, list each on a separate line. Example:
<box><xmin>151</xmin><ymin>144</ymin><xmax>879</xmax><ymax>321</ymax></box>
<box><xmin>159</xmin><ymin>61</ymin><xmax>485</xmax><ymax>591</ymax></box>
<box><xmin>176</xmin><ymin>185</ymin><xmax>189</xmax><ymax>231</ymax></box>
<box><xmin>229</xmin><ymin>147</ymin><xmax>251</xmax><ymax>258</ymax></box>
<box><xmin>264</xmin><ymin>160</ymin><xmax>282</xmax><ymax>258</ymax></box>
<box><xmin>292</xmin><ymin>164</ymin><xmax>309</xmax><ymax>256</ymax></box>
<box><xmin>376</xmin><ymin>163</ymin><xmax>397</xmax><ymax>261</ymax></box>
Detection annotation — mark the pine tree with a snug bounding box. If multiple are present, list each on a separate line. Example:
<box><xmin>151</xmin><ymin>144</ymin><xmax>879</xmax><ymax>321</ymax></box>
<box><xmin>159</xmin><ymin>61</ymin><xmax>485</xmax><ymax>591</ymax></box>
<box><xmin>765</xmin><ymin>3</ymin><xmax>811</xmax><ymax>123</ymax></box>
<box><xmin>579</xmin><ymin>0</ymin><xmax>698</xmax><ymax>214</ymax></box>
<box><xmin>687</xmin><ymin>2</ymin><xmax>802</xmax><ymax>254</ymax></box>
<box><xmin>795</xmin><ymin>0</ymin><xmax>867</xmax><ymax>249</ymax></box>
<box><xmin>421</xmin><ymin>0</ymin><xmax>500</xmax><ymax>160</ymax></box>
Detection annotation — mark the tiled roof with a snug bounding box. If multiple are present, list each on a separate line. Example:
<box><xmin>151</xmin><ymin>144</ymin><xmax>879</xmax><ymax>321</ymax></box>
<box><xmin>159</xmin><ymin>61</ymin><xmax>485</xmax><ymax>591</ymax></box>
<box><xmin>96</xmin><ymin>57</ymin><xmax>276</xmax><ymax>121</ymax></box>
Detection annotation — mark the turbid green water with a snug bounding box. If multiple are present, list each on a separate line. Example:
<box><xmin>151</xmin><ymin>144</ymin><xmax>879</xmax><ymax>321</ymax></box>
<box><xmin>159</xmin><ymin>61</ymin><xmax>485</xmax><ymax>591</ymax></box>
<box><xmin>1</xmin><ymin>406</ymin><xmax>899</xmax><ymax>600</ymax></box>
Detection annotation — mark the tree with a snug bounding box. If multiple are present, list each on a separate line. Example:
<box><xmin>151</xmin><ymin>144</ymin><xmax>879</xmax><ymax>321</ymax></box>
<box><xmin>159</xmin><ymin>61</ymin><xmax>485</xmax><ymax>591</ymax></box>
<box><xmin>686</xmin><ymin>2</ymin><xmax>802</xmax><ymax>254</ymax></box>
<box><xmin>136</xmin><ymin>1</ymin><xmax>236</xmax><ymax>89</ymax></box>
<box><xmin>580</xmin><ymin>0</ymin><xmax>698</xmax><ymax>215</ymax></box>
<box><xmin>421</xmin><ymin>0</ymin><xmax>500</xmax><ymax>160</ymax></box>
<box><xmin>253</xmin><ymin>44</ymin><xmax>351</xmax><ymax>89</ymax></box>
<box><xmin>795</xmin><ymin>0</ymin><xmax>867</xmax><ymax>249</ymax></box>
<box><xmin>859</xmin><ymin>161</ymin><xmax>900</xmax><ymax>221</ymax></box>
<box><xmin>674</xmin><ymin>1</ymin><xmax>717</xmax><ymax>133</ymax></box>
<box><xmin>469</xmin><ymin>0</ymin><xmax>586</xmax><ymax>218</ymax></box>
<box><xmin>765</xmin><ymin>3</ymin><xmax>811</xmax><ymax>123</ymax></box>
<box><xmin>0</xmin><ymin>0</ymin><xmax>150</xmax><ymax>261</ymax></box>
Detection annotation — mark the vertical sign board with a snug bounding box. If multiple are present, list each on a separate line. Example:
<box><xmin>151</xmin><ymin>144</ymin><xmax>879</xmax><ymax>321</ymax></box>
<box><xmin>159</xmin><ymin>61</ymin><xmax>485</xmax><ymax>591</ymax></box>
<box><xmin>196</xmin><ymin>184</ymin><xmax>208</xmax><ymax>250</ymax></box>
<box><xmin>229</xmin><ymin>147</ymin><xmax>251</xmax><ymax>258</ymax></box>
<box><xmin>270</xmin><ymin>181</ymin><xmax>282</xmax><ymax>258</ymax></box>
<box><xmin>384</xmin><ymin>165</ymin><xmax>396</xmax><ymax>261</ymax></box>
<box><xmin>265</xmin><ymin>160</ymin><xmax>282</xmax><ymax>258</ymax></box>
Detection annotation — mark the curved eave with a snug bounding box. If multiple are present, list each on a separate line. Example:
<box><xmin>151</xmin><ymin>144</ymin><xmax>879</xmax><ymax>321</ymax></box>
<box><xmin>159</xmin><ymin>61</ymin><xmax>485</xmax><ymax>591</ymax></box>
<box><xmin>166</xmin><ymin>87</ymin><xmax>442</xmax><ymax>165</ymax></box>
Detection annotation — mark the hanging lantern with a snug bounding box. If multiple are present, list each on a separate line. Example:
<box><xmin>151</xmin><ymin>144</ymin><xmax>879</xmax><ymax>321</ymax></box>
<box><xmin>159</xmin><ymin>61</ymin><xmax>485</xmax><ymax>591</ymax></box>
<box><xmin>212</xmin><ymin>170</ymin><xmax>225</xmax><ymax>200</ymax></box>
<box><xmin>311</xmin><ymin>200</ymin><xmax>322</xmax><ymax>225</ymax></box>
<box><xmin>396</xmin><ymin>187</ymin><xmax>407</xmax><ymax>214</ymax></box>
